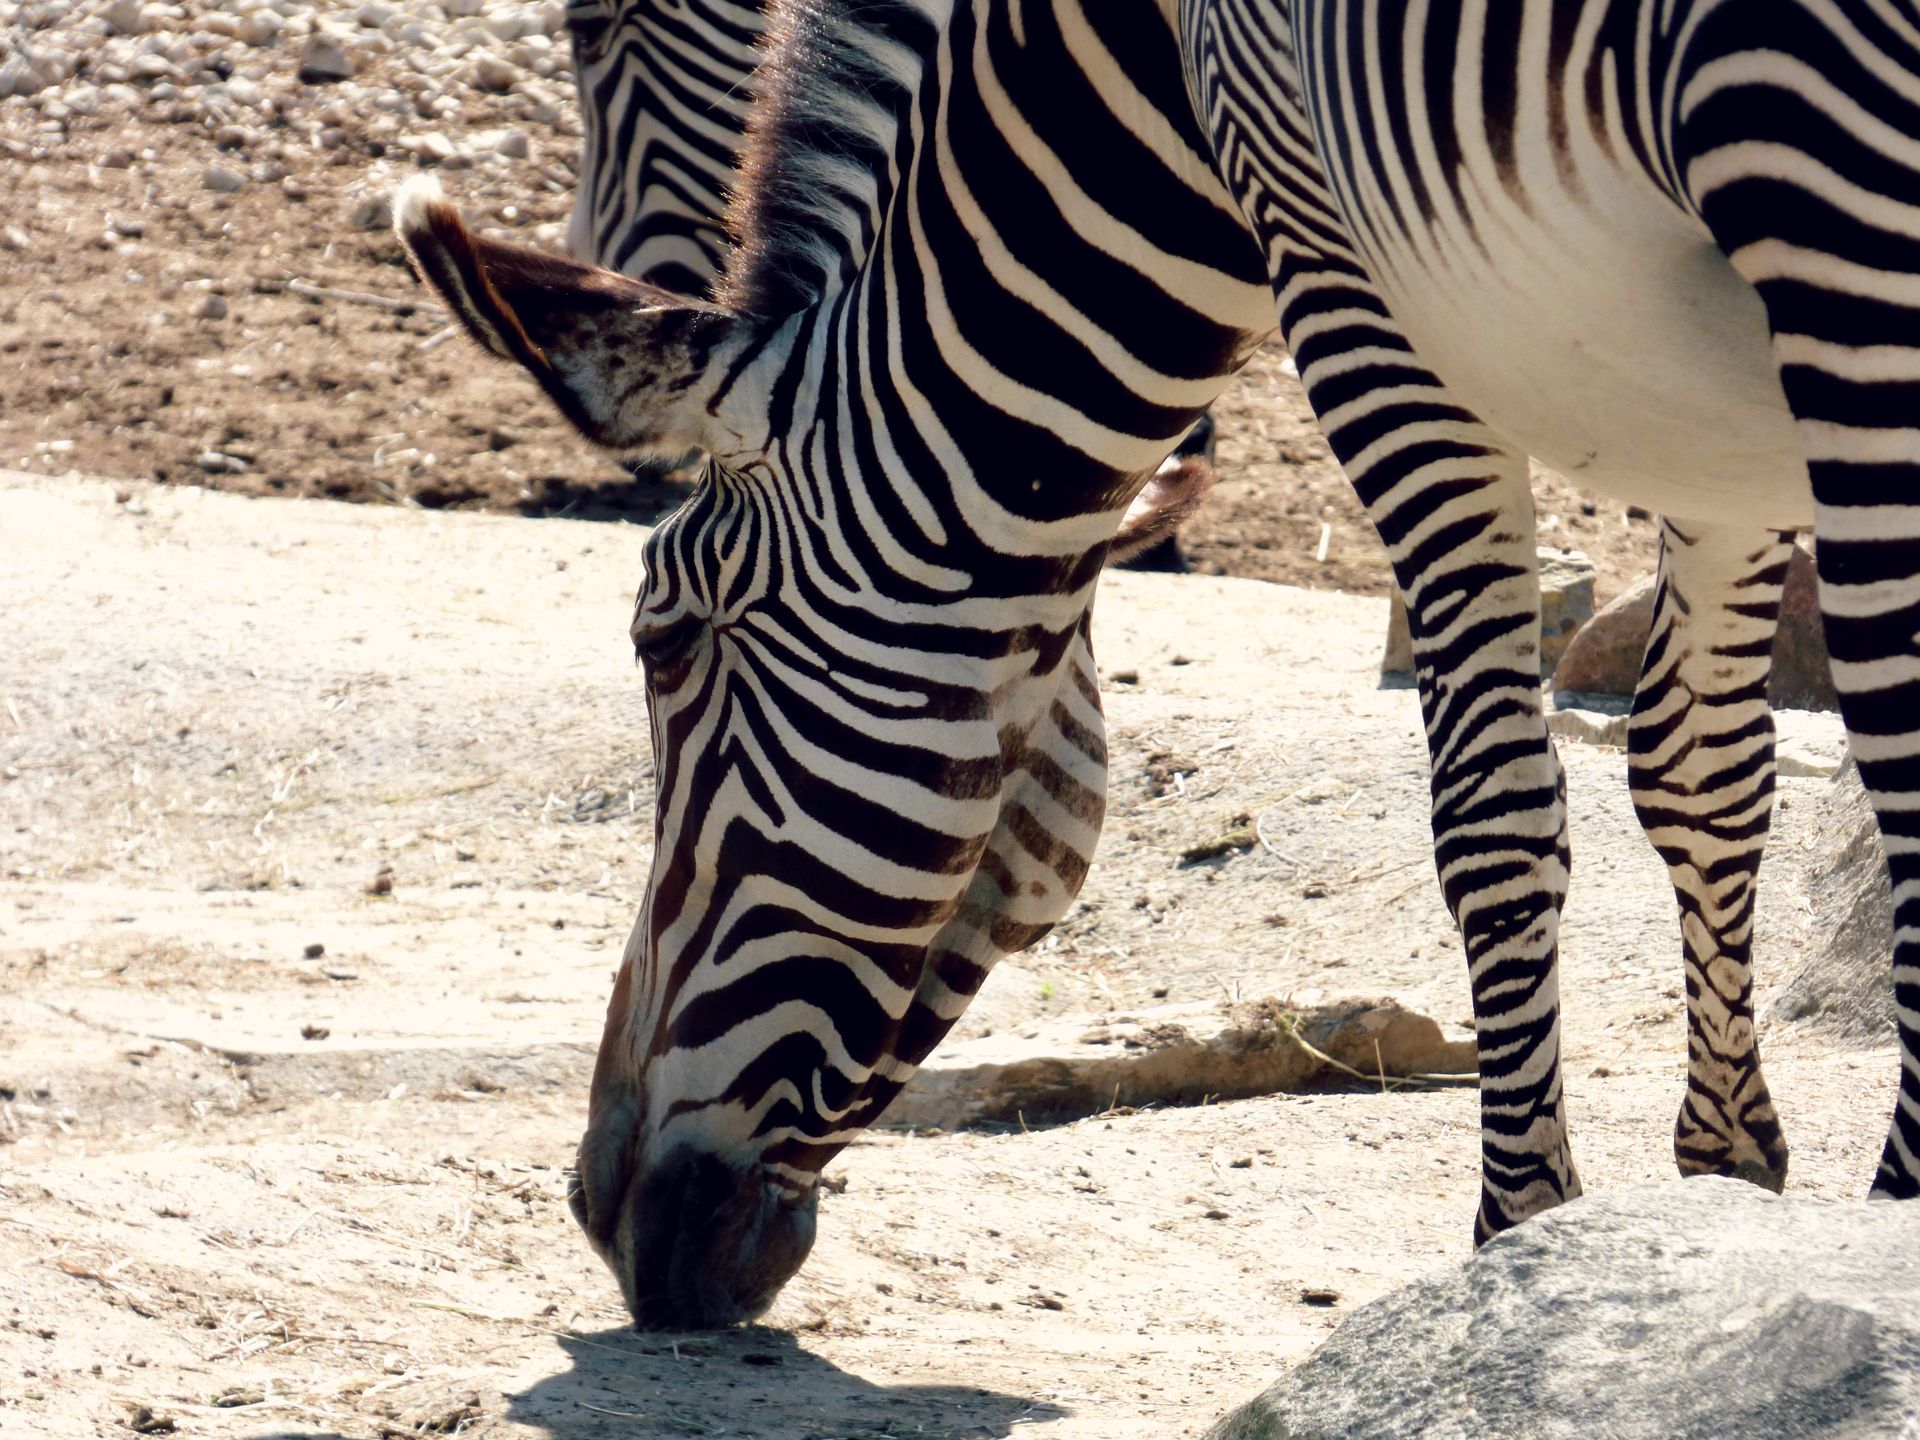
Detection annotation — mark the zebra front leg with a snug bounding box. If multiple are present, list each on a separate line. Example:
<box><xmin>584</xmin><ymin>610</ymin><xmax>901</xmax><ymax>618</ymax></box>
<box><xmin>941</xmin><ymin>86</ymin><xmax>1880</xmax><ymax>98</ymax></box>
<box><xmin>1285</xmin><ymin>285</ymin><xmax>1580</xmax><ymax>1235</ymax></box>
<box><xmin>1678</xmin><ymin>3</ymin><xmax>1920</xmax><ymax>1198</ymax></box>
<box><xmin>1390</xmin><ymin>467</ymin><xmax>1582</xmax><ymax>1241</ymax></box>
<box><xmin>1630</xmin><ymin>524</ymin><xmax>1793</xmax><ymax>1192</ymax></box>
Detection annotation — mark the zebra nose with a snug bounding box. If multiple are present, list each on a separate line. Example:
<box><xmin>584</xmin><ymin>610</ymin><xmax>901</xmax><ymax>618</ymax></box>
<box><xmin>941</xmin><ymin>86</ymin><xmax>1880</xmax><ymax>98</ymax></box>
<box><xmin>607</xmin><ymin>1149</ymin><xmax>819</xmax><ymax>1330</ymax></box>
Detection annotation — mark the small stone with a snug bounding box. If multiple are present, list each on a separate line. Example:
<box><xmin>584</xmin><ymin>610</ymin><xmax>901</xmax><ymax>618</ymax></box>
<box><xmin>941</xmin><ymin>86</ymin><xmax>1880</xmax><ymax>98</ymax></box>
<box><xmin>303</xmin><ymin>942</ymin><xmax>326</xmax><ymax>959</ymax></box>
<box><xmin>366</xmin><ymin>864</ymin><xmax>394</xmax><ymax>896</ymax></box>
<box><xmin>236</xmin><ymin>12</ymin><xmax>281</xmax><ymax>45</ymax></box>
<box><xmin>300</xmin><ymin>1024</ymin><xmax>330</xmax><ymax>1041</ymax></box>
<box><xmin>1545</xmin><ymin>704</ymin><xmax>1630</xmax><ymax>749</ymax></box>
<box><xmin>347</xmin><ymin>194</ymin><xmax>390</xmax><ymax>229</ymax></box>
<box><xmin>280</xmin><ymin>175</ymin><xmax>309</xmax><ymax>201</ymax></box>
<box><xmin>192</xmin><ymin>293</ymin><xmax>228</xmax><ymax>320</ymax></box>
<box><xmin>108</xmin><ymin>215</ymin><xmax>145</xmax><ymax>238</ymax></box>
<box><xmin>0</xmin><ymin>59</ymin><xmax>45</xmax><ymax>100</ymax></box>
<box><xmin>105</xmin><ymin>0</ymin><xmax>145</xmax><ymax>34</ymax></box>
<box><xmin>357</xmin><ymin>1</ymin><xmax>397</xmax><ymax>25</ymax></box>
<box><xmin>492</xmin><ymin>128</ymin><xmax>530</xmax><ymax>159</ymax></box>
<box><xmin>131</xmin><ymin>54</ymin><xmax>178</xmax><ymax>82</ymax></box>
<box><xmin>402</xmin><ymin>131</ymin><xmax>458</xmax><ymax>163</ymax></box>
<box><xmin>196</xmin><ymin>450</ymin><xmax>246</xmax><ymax>473</ymax></box>
<box><xmin>97</xmin><ymin>147</ymin><xmax>136</xmax><ymax>169</ymax></box>
<box><xmin>471</xmin><ymin>54</ymin><xmax>519</xmax><ymax>92</ymax></box>
<box><xmin>322</xmin><ymin>966</ymin><xmax>359</xmax><ymax>982</ymax></box>
<box><xmin>1</xmin><ymin>227</ymin><xmax>28</xmax><ymax>252</ymax></box>
<box><xmin>298</xmin><ymin>34</ymin><xmax>355</xmax><ymax>83</ymax></box>
<box><xmin>214</xmin><ymin>124</ymin><xmax>250</xmax><ymax>151</ymax></box>
<box><xmin>201</xmin><ymin>165</ymin><xmax>245</xmax><ymax>192</ymax></box>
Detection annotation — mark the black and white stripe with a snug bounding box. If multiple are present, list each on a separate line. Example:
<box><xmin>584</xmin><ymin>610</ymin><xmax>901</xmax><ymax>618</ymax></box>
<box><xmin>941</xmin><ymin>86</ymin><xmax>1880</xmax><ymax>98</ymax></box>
<box><xmin>398</xmin><ymin>0</ymin><xmax>1920</xmax><ymax>1324</ymax></box>
<box><xmin>565</xmin><ymin>0</ymin><xmax>762</xmax><ymax>293</ymax></box>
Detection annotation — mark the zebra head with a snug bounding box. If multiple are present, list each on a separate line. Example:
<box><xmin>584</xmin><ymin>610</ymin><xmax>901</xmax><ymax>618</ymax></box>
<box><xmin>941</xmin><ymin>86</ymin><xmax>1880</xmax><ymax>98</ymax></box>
<box><xmin>393</xmin><ymin>171</ymin><xmax>1230</xmax><ymax>1326</ymax></box>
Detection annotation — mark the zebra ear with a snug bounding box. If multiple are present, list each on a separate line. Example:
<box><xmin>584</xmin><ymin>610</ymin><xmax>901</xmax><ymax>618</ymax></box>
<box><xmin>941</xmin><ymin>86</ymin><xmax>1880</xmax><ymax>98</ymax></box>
<box><xmin>1108</xmin><ymin>457</ymin><xmax>1217</xmax><ymax>566</ymax></box>
<box><xmin>391</xmin><ymin>176</ymin><xmax>744</xmax><ymax>461</ymax></box>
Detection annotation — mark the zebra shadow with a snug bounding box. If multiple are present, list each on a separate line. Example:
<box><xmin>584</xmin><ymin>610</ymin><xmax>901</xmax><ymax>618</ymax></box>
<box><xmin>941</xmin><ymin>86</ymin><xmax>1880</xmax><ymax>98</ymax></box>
<box><xmin>501</xmin><ymin>1324</ymin><xmax>1066</xmax><ymax>1438</ymax></box>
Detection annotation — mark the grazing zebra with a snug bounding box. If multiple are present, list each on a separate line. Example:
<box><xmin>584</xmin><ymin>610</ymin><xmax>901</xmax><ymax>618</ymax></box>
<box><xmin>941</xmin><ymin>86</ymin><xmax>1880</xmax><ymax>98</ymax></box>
<box><xmin>395</xmin><ymin>0</ymin><xmax>1920</xmax><ymax>1327</ymax></box>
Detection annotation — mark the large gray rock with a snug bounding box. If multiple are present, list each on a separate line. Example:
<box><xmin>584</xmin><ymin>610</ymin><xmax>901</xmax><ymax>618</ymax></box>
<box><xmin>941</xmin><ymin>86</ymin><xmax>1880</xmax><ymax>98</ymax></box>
<box><xmin>1206</xmin><ymin>1178</ymin><xmax>1920</xmax><ymax>1440</ymax></box>
<box><xmin>1769</xmin><ymin>760</ymin><xmax>1894</xmax><ymax>1045</ymax></box>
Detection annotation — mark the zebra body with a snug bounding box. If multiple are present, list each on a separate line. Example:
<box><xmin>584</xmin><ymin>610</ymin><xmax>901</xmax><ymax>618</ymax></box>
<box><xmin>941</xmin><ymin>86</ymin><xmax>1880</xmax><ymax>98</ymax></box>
<box><xmin>1278</xmin><ymin>1</ymin><xmax>1810</xmax><ymax>526</ymax></box>
<box><xmin>397</xmin><ymin>0</ymin><xmax>1920</xmax><ymax>1323</ymax></box>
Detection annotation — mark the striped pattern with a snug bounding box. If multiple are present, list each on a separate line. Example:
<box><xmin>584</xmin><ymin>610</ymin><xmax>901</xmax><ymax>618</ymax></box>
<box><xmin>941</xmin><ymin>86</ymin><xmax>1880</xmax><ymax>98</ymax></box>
<box><xmin>397</xmin><ymin>0</ymin><xmax>1920</xmax><ymax>1325</ymax></box>
<box><xmin>565</xmin><ymin>0</ymin><xmax>762</xmax><ymax>293</ymax></box>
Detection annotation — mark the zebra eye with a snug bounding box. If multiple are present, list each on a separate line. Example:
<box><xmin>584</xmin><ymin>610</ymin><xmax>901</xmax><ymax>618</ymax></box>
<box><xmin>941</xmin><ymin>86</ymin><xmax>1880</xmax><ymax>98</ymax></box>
<box><xmin>564</xmin><ymin>0</ymin><xmax>615</xmax><ymax>53</ymax></box>
<box><xmin>634</xmin><ymin>619</ymin><xmax>702</xmax><ymax>678</ymax></box>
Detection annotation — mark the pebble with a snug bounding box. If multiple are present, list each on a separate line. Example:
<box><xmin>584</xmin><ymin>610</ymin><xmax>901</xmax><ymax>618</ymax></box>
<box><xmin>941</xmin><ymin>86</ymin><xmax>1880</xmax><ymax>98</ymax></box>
<box><xmin>400</xmin><ymin>130</ymin><xmax>457</xmax><ymax>163</ymax></box>
<box><xmin>298</xmin><ymin>33</ymin><xmax>355</xmax><ymax>83</ymax></box>
<box><xmin>235</xmin><ymin>12</ymin><xmax>281</xmax><ymax>45</ymax></box>
<box><xmin>196</xmin><ymin>450</ymin><xmax>247</xmax><ymax>473</ymax></box>
<box><xmin>471</xmin><ymin>54</ymin><xmax>519</xmax><ymax>92</ymax></box>
<box><xmin>201</xmin><ymin>164</ymin><xmax>245</xmax><ymax>192</ymax></box>
<box><xmin>214</xmin><ymin>125</ymin><xmax>250</xmax><ymax>151</ymax></box>
<box><xmin>104</xmin><ymin>0</ymin><xmax>145</xmax><ymax>34</ymax></box>
<box><xmin>492</xmin><ymin>128</ymin><xmax>530</xmax><ymax>159</ymax></box>
<box><xmin>192</xmin><ymin>293</ymin><xmax>229</xmax><ymax>320</ymax></box>
<box><xmin>97</xmin><ymin>147</ymin><xmax>136</xmax><ymax>169</ymax></box>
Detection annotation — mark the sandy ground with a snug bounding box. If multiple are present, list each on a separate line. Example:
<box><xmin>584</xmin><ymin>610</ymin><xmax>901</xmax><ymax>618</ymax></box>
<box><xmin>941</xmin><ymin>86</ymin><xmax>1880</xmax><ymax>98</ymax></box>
<box><xmin>0</xmin><ymin>470</ymin><xmax>1892</xmax><ymax>1440</ymax></box>
<box><xmin>0</xmin><ymin>2</ymin><xmax>1661</xmax><ymax>605</ymax></box>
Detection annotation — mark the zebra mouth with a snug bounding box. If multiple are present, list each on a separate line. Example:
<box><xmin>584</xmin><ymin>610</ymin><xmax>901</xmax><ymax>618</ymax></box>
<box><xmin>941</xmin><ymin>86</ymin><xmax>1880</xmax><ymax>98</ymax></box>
<box><xmin>569</xmin><ymin>1148</ymin><xmax>819</xmax><ymax>1330</ymax></box>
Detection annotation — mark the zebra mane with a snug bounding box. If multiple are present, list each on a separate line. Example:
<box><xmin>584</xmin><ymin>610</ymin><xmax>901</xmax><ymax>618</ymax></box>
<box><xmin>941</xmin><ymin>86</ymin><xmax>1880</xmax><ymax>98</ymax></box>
<box><xmin>717</xmin><ymin>0</ymin><xmax>938</xmax><ymax>319</ymax></box>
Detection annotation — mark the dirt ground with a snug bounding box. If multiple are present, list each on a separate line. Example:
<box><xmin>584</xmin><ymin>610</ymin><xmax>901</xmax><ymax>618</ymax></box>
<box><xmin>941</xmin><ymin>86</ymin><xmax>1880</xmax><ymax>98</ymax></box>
<box><xmin>0</xmin><ymin>470</ymin><xmax>1892</xmax><ymax>1440</ymax></box>
<box><xmin>0</xmin><ymin>11</ymin><xmax>1660</xmax><ymax>605</ymax></box>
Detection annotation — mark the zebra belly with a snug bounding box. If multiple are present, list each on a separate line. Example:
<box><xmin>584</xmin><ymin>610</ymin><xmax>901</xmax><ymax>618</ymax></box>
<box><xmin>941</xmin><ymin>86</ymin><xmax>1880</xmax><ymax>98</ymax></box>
<box><xmin>1357</xmin><ymin>190</ymin><xmax>1813</xmax><ymax>531</ymax></box>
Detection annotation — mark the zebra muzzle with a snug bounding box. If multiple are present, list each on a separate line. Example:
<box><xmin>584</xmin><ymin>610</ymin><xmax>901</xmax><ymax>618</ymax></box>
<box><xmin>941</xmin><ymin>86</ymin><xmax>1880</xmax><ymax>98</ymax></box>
<box><xmin>573</xmin><ymin>1140</ymin><xmax>819</xmax><ymax>1330</ymax></box>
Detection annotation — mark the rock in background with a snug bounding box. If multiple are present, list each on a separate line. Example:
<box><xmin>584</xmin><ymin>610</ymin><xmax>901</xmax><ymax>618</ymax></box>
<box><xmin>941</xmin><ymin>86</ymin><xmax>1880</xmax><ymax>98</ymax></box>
<box><xmin>1552</xmin><ymin>542</ymin><xmax>1837</xmax><ymax>710</ymax></box>
<box><xmin>1768</xmin><ymin>758</ymin><xmax>1896</xmax><ymax>1046</ymax></box>
<box><xmin>1206</xmin><ymin>1177</ymin><xmax>1920</xmax><ymax>1440</ymax></box>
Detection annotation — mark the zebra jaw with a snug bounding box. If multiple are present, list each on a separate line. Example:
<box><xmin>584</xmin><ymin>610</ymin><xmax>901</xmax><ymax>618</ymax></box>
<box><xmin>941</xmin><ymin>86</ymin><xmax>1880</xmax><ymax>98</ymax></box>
<box><xmin>390</xmin><ymin>175</ymin><xmax>756</xmax><ymax>467</ymax></box>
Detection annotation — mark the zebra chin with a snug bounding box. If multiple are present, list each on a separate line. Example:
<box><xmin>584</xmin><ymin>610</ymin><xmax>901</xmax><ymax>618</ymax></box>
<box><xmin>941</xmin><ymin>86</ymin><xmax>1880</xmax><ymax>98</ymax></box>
<box><xmin>567</xmin><ymin>1141</ymin><xmax>819</xmax><ymax>1330</ymax></box>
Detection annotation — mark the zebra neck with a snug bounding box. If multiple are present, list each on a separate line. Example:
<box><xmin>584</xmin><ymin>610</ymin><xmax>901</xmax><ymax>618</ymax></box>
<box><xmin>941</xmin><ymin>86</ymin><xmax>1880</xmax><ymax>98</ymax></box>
<box><xmin>721</xmin><ymin>0</ymin><xmax>1274</xmax><ymax>559</ymax></box>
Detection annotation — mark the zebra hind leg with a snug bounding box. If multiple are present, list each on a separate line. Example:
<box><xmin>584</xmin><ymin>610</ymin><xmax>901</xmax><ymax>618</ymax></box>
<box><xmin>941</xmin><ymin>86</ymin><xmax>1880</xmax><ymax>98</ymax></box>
<box><xmin>1680</xmin><ymin>2</ymin><xmax>1920</xmax><ymax>1196</ymax></box>
<box><xmin>1629</xmin><ymin>523</ymin><xmax>1794</xmax><ymax>1192</ymax></box>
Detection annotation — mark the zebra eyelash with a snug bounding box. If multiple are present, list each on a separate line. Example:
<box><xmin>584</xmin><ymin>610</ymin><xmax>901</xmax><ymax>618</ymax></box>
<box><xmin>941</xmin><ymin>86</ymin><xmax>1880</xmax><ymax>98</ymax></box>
<box><xmin>635</xmin><ymin>618</ymin><xmax>705</xmax><ymax>676</ymax></box>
